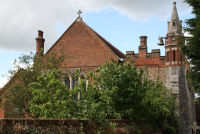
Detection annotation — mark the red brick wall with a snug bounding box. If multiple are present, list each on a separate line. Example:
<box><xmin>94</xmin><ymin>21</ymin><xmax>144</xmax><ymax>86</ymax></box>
<box><xmin>126</xmin><ymin>50</ymin><xmax>166</xmax><ymax>68</ymax></box>
<box><xmin>45</xmin><ymin>21</ymin><xmax>119</xmax><ymax>72</ymax></box>
<box><xmin>165</xmin><ymin>46</ymin><xmax>185</xmax><ymax>67</ymax></box>
<box><xmin>0</xmin><ymin>98</ymin><xmax>5</xmax><ymax>118</ymax></box>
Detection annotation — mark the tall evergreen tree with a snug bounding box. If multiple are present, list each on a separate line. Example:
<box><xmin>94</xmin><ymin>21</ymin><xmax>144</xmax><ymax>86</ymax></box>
<box><xmin>179</xmin><ymin>0</ymin><xmax>200</xmax><ymax>94</ymax></box>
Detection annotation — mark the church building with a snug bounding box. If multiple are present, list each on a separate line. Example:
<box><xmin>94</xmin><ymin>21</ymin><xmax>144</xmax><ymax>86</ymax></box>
<box><xmin>0</xmin><ymin>2</ymin><xmax>196</xmax><ymax>134</ymax></box>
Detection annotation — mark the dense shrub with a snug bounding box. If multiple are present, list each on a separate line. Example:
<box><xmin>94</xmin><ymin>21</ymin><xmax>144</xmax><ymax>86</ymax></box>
<box><xmin>163</xmin><ymin>126</ymin><xmax>176</xmax><ymax>134</ymax></box>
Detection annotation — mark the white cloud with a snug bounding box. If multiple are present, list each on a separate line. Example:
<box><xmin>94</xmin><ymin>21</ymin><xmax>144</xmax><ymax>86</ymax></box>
<box><xmin>0</xmin><ymin>0</ymin><xmax>192</xmax><ymax>52</ymax></box>
<box><xmin>0</xmin><ymin>77</ymin><xmax>7</xmax><ymax>88</ymax></box>
<box><xmin>183</xmin><ymin>31</ymin><xmax>192</xmax><ymax>46</ymax></box>
<box><xmin>0</xmin><ymin>60</ymin><xmax>34</xmax><ymax>88</ymax></box>
<box><xmin>0</xmin><ymin>71</ymin><xmax>11</xmax><ymax>88</ymax></box>
<box><xmin>10</xmin><ymin>60</ymin><xmax>34</xmax><ymax>72</ymax></box>
<box><xmin>184</xmin><ymin>31</ymin><xmax>192</xmax><ymax>37</ymax></box>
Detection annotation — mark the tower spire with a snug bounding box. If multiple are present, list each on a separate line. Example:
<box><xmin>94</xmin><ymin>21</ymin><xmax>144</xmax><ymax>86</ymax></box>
<box><xmin>167</xmin><ymin>1</ymin><xmax>182</xmax><ymax>34</ymax></box>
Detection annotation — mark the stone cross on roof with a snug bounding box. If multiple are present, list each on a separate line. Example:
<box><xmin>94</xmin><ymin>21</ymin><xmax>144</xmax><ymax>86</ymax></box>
<box><xmin>77</xmin><ymin>10</ymin><xmax>82</xmax><ymax>18</ymax></box>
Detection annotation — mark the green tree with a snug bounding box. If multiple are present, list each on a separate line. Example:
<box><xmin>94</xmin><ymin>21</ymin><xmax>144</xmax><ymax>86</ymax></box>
<box><xmin>73</xmin><ymin>59</ymin><xmax>174</xmax><ymax>128</ymax></box>
<box><xmin>28</xmin><ymin>69</ymin><xmax>77</xmax><ymax>119</ymax></box>
<box><xmin>27</xmin><ymin>58</ymin><xmax>174</xmax><ymax>129</ymax></box>
<box><xmin>178</xmin><ymin>0</ymin><xmax>200</xmax><ymax>94</ymax></box>
<box><xmin>0</xmin><ymin>49</ymin><xmax>67</xmax><ymax>118</ymax></box>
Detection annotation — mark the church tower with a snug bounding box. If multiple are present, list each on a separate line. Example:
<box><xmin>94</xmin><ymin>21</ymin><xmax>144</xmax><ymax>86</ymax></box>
<box><xmin>165</xmin><ymin>2</ymin><xmax>195</xmax><ymax>134</ymax></box>
<box><xmin>165</xmin><ymin>1</ymin><xmax>184</xmax><ymax>95</ymax></box>
<box><xmin>165</xmin><ymin>1</ymin><xmax>183</xmax><ymax>68</ymax></box>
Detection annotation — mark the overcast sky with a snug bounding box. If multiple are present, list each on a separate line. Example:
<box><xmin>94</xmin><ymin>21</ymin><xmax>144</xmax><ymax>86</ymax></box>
<box><xmin>0</xmin><ymin>0</ymin><xmax>193</xmax><ymax>88</ymax></box>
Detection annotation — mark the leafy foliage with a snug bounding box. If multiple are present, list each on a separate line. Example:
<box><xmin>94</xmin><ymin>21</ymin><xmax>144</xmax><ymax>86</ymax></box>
<box><xmin>166</xmin><ymin>112</ymin><xmax>179</xmax><ymax>134</ymax></box>
<box><xmin>0</xmin><ymin>49</ymin><xmax>67</xmax><ymax>118</ymax></box>
<box><xmin>27</xmin><ymin>58</ymin><xmax>174</xmax><ymax>130</ymax></box>
<box><xmin>73</xmin><ymin>58</ymin><xmax>174</xmax><ymax>128</ymax></box>
<box><xmin>178</xmin><ymin>0</ymin><xmax>200</xmax><ymax>95</ymax></box>
<box><xmin>28</xmin><ymin>69</ymin><xmax>77</xmax><ymax>119</ymax></box>
<box><xmin>163</xmin><ymin>126</ymin><xmax>176</xmax><ymax>134</ymax></box>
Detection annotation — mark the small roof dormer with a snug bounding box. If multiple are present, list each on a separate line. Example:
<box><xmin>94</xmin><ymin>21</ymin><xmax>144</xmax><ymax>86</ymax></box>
<box><xmin>167</xmin><ymin>2</ymin><xmax>182</xmax><ymax>34</ymax></box>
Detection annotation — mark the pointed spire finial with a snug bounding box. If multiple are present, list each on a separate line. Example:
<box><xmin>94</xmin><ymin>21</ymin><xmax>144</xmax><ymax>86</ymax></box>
<box><xmin>173</xmin><ymin>1</ymin><xmax>176</xmax><ymax>5</ymax></box>
<box><xmin>77</xmin><ymin>10</ymin><xmax>82</xmax><ymax>18</ymax></box>
<box><xmin>167</xmin><ymin>1</ymin><xmax>182</xmax><ymax>34</ymax></box>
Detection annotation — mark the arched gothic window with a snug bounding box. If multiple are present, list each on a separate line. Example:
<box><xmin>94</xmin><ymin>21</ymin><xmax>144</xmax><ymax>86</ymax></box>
<box><xmin>64</xmin><ymin>73</ymin><xmax>85</xmax><ymax>100</ymax></box>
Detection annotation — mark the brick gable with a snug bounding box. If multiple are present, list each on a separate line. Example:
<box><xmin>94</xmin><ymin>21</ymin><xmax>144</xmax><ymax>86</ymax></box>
<box><xmin>44</xmin><ymin>19</ymin><xmax>125</xmax><ymax>69</ymax></box>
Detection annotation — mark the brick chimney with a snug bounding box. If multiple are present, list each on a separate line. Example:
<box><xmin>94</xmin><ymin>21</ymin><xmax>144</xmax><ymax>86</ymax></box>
<box><xmin>139</xmin><ymin>36</ymin><xmax>147</xmax><ymax>57</ymax></box>
<box><xmin>139</xmin><ymin>36</ymin><xmax>147</xmax><ymax>46</ymax></box>
<box><xmin>35</xmin><ymin>30</ymin><xmax>45</xmax><ymax>56</ymax></box>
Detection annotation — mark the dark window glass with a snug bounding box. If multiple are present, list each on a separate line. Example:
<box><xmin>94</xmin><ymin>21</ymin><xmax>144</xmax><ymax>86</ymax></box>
<box><xmin>72</xmin><ymin>78</ymin><xmax>78</xmax><ymax>89</ymax></box>
<box><xmin>80</xmin><ymin>92</ymin><xmax>83</xmax><ymax>100</ymax></box>
<box><xmin>197</xmin><ymin>120</ymin><xmax>200</xmax><ymax>126</ymax></box>
<box><xmin>197</xmin><ymin>129</ymin><xmax>200</xmax><ymax>134</ymax></box>
<box><xmin>167</xmin><ymin>51</ymin><xmax>169</xmax><ymax>62</ymax></box>
<box><xmin>173</xmin><ymin>22</ymin><xmax>175</xmax><ymax>26</ymax></box>
<box><xmin>80</xmin><ymin>76</ymin><xmax>85</xmax><ymax>101</ymax></box>
<box><xmin>173</xmin><ymin>50</ymin><xmax>176</xmax><ymax>61</ymax></box>
<box><xmin>73</xmin><ymin>78</ymin><xmax>78</xmax><ymax>100</ymax></box>
<box><xmin>65</xmin><ymin>78</ymin><xmax>70</xmax><ymax>89</ymax></box>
